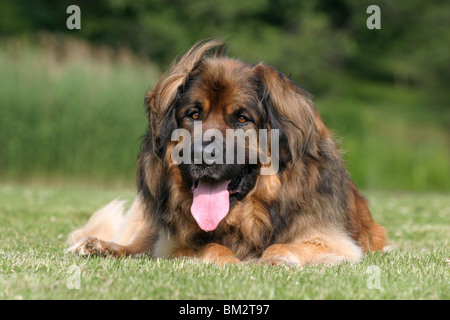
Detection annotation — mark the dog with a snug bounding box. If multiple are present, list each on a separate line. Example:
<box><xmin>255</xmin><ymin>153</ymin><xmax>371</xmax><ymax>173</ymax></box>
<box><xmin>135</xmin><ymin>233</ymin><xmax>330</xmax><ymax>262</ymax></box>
<box><xmin>68</xmin><ymin>40</ymin><xmax>386</xmax><ymax>265</ymax></box>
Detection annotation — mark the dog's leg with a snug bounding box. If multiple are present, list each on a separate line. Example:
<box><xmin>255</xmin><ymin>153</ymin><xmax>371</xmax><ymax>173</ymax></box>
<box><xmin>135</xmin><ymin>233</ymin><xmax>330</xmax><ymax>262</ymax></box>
<box><xmin>68</xmin><ymin>197</ymin><xmax>157</xmax><ymax>258</ymax></box>
<box><xmin>193</xmin><ymin>243</ymin><xmax>240</xmax><ymax>265</ymax></box>
<box><xmin>152</xmin><ymin>229</ymin><xmax>239</xmax><ymax>264</ymax></box>
<box><xmin>260</xmin><ymin>243</ymin><xmax>339</xmax><ymax>266</ymax></box>
<box><xmin>260</xmin><ymin>232</ymin><xmax>363</xmax><ymax>266</ymax></box>
<box><xmin>68</xmin><ymin>225</ymin><xmax>157</xmax><ymax>258</ymax></box>
<box><xmin>68</xmin><ymin>236</ymin><xmax>129</xmax><ymax>258</ymax></box>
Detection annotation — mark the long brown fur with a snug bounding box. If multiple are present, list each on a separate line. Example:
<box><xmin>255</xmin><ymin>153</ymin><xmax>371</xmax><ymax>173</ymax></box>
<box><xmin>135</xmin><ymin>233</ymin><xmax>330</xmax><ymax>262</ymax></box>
<box><xmin>68</xmin><ymin>40</ymin><xmax>387</xmax><ymax>265</ymax></box>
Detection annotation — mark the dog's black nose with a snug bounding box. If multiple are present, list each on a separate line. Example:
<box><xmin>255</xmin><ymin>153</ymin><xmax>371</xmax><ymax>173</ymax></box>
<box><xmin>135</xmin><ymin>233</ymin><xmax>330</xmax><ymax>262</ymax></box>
<box><xmin>192</xmin><ymin>140</ymin><xmax>223</xmax><ymax>165</ymax></box>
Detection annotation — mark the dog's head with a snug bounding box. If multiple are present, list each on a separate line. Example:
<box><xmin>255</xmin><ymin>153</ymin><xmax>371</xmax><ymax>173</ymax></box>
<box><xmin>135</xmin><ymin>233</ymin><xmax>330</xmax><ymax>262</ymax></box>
<box><xmin>144</xmin><ymin>40</ymin><xmax>317</xmax><ymax>232</ymax></box>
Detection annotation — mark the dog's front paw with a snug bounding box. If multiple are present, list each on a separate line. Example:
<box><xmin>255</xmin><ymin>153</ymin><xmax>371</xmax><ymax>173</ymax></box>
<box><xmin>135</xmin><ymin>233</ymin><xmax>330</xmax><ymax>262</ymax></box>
<box><xmin>258</xmin><ymin>254</ymin><xmax>299</xmax><ymax>266</ymax></box>
<box><xmin>259</xmin><ymin>244</ymin><xmax>300</xmax><ymax>266</ymax></box>
<box><xmin>67</xmin><ymin>236</ymin><xmax>126</xmax><ymax>258</ymax></box>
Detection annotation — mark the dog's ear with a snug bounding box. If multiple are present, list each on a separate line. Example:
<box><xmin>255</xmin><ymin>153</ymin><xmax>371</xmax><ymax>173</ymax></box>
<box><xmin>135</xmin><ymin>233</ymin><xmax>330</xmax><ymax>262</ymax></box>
<box><xmin>255</xmin><ymin>63</ymin><xmax>318</xmax><ymax>167</ymax></box>
<box><xmin>145</xmin><ymin>39</ymin><xmax>226</xmax><ymax>157</ymax></box>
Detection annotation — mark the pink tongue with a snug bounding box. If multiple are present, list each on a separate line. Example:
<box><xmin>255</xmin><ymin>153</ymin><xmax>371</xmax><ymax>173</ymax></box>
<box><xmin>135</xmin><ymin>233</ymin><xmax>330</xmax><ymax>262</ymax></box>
<box><xmin>191</xmin><ymin>180</ymin><xmax>230</xmax><ymax>231</ymax></box>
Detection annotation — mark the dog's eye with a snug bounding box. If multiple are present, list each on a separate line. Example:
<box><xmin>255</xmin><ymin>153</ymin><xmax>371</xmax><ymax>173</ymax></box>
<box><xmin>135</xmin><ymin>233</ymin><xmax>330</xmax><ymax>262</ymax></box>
<box><xmin>237</xmin><ymin>116</ymin><xmax>248</xmax><ymax>124</ymax></box>
<box><xmin>190</xmin><ymin>112</ymin><xmax>200</xmax><ymax>120</ymax></box>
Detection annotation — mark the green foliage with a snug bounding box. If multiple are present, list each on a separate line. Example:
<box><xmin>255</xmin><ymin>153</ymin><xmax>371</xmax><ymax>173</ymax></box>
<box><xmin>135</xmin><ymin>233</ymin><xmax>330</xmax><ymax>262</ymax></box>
<box><xmin>316</xmin><ymin>79</ymin><xmax>450</xmax><ymax>191</ymax></box>
<box><xmin>0</xmin><ymin>2</ymin><xmax>448</xmax><ymax>190</ymax></box>
<box><xmin>0</xmin><ymin>35</ymin><xmax>449</xmax><ymax>190</ymax></box>
<box><xmin>1</xmin><ymin>0</ymin><xmax>449</xmax><ymax>93</ymax></box>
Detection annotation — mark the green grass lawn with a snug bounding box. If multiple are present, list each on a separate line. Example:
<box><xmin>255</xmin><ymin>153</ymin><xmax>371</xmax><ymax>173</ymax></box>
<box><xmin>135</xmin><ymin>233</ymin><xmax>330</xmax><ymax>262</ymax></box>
<box><xmin>0</xmin><ymin>183</ymin><xmax>448</xmax><ymax>300</ymax></box>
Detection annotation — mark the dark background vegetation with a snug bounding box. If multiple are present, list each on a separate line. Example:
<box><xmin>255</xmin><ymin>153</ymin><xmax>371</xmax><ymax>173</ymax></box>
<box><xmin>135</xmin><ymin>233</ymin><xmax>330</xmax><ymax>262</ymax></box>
<box><xmin>0</xmin><ymin>0</ymin><xmax>449</xmax><ymax>190</ymax></box>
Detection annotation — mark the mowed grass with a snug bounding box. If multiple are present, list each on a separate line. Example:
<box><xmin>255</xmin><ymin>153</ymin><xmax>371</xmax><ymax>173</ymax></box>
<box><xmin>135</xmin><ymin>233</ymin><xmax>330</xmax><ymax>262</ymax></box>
<box><xmin>0</xmin><ymin>183</ymin><xmax>448</xmax><ymax>300</ymax></box>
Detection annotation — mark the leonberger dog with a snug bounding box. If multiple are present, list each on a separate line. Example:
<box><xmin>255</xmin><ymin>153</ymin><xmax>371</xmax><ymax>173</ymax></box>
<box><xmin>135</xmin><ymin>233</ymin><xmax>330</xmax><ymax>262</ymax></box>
<box><xmin>68</xmin><ymin>40</ymin><xmax>386</xmax><ymax>265</ymax></box>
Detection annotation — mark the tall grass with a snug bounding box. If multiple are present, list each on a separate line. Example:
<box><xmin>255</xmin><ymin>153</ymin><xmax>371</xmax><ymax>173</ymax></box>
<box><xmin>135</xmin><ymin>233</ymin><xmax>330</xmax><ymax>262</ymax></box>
<box><xmin>0</xmin><ymin>35</ymin><xmax>160</xmax><ymax>185</ymax></box>
<box><xmin>0</xmin><ymin>35</ymin><xmax>449</xmax><ymax>190</ymax></box>
<box><xmin>316</xmin><ymin>81</ymin><xmax>450</xmax><ymax>191</ymax></box>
